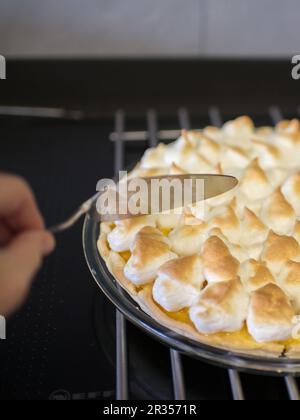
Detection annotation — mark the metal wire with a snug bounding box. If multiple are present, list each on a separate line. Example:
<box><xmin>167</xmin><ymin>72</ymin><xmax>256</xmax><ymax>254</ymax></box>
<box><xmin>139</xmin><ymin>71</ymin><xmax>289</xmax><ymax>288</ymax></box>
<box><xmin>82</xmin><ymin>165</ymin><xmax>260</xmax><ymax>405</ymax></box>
<box><xmin>110</xmin><ymin>128</ymin><xmax>184</xmax><ymax>142</ymax></box>
<box><xmin>269</xmin><ymin>105</ymin><xmax>283</xmax><ymax>124</ymax></box>
<box><xmin>228</xmin><ymin>370</ymin><xmax>245</xmax><ymax>400</ymax></box>
<box><xmin>170</xmin><ymin>349</ymin><xmax>186</xmax><ymax>400</ymax></box>
<box><xmin>114</xmin><ymin>110</ymin><xmax>125</xmax><ymax>175</ymax></box>
<box><xmin>208</xmin><ymin>106</ymin><xmax>223</xmax><ymax>128</ymax></box>
<box><xmin>285</xmin><ymin>375</ymin><xmax>300</xmax><ymax>400</ymax></box>
<box><xmin>114</xmin><ymin>110</ymin><xmax>129</xmax><ymax>400</ymax></box>
<box><xmin>147</xmin><ymin>109</ymin><xmax>158</xmax><ymax>148</ymax></box>
<box><xmin>116</xmin><ymin>311</ymin><xmax>129</xmax><ymax>400</ymax></box>
<box><xmin>178</xmin><ymin>107</ymin><xmax>191</xmax><ymax>130</ymax></box>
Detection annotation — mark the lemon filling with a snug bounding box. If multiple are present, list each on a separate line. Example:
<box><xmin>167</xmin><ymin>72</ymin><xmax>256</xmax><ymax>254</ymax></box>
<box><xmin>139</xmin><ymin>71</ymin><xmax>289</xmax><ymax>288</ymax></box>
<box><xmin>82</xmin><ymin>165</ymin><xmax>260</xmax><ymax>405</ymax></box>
<box><xmin>110</xmin><ymin>239</ymin><xmax>300</xmax><ymax>346</ymax></box>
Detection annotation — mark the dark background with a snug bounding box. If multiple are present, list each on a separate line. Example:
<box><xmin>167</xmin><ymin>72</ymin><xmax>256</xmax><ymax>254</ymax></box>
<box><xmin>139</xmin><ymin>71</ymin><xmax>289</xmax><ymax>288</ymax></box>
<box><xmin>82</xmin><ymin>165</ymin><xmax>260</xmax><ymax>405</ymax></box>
<box><xmin>1</xmin><ymin>59</ymin><xmax>299</xmax><ymax>117</ymax></box>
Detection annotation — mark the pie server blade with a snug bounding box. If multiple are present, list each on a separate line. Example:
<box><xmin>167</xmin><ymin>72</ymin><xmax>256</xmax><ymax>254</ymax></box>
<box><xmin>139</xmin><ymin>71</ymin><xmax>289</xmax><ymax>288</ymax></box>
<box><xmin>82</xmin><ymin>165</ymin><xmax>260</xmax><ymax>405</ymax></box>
<box><xmin>49</xmin><ymin>174</ymin><xmax>238</xmax><ymax>232</ymax></box>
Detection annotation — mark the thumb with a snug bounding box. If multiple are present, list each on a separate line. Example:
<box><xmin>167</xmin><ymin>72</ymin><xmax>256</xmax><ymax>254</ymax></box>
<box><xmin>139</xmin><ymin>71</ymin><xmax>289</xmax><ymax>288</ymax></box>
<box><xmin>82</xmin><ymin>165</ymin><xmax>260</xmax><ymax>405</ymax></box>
<box><xmin>0</xmin><ymin>230</ymin><xmax>55</xmax><ymax>315</ymax></box>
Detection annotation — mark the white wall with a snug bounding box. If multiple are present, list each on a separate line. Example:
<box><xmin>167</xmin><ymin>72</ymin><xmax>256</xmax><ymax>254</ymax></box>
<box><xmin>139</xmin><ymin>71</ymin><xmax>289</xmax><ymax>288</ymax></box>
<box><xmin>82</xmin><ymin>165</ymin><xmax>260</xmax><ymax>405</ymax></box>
<box><xmin>0</xmin><ymin>0</ymin><xmax>299</xmax><ymax>58</ymax></box>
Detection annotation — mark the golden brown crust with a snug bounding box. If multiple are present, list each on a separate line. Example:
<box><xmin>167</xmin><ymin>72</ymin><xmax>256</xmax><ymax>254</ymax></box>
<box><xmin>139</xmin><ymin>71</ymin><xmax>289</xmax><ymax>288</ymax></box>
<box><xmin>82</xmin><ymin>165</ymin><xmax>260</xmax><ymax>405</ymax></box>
<box><xmin>130</xmin><ymin>226</ymin><xmax>171</xmax><ymax>268</ymax></box>
<box><xmin>202</xmin><ymin>236</ymin><xmax>239</xmax><ymax>281</ymax></box>
<box><xmin>282</xmin><ymin>260</ymin><xmax>300</xmax><ymax>285</ymax></box>
<box><xmin>249</xmin><ymin>260</ymin><xmax>274</xmax><ymax>287</ymax></box>
<box><xmin>285</xmin><ymin>171</ymin><xmax>300</xmax><ymax>196</ymax></box>
<box><xmin>240</xmin><ymin>159</ymin><xmax>270</xmax><ymax>195</ymax></box>
<box><xmin>136</xmin><ymin>166</ymin><xmax>169</xmax><ymax>177</ymax></box>
<box><xmin>243</xmin><ymin>207</ymin><xmax>265</xmax><ymax>231</ymax></box>
<box><xmin>170</xmin><ymin>223</ymin><xmax>207</xmax><ymax>240</ymax></box>
<box><xmin>196</xmin><ymin>133</ymin><xmax>221</xmax><ymax>164</ymax></box>
<box><xmin>107</xmin><ymin>215</ymin><xmax>157</xmax><ymax>253</ymax></box>
<box><xmin>244</xmin><ymin>158</ymin><xmax>268</xmax><ymax>183</ymax></box>
<box><xmin>262</xmin><ymin>231</ymin><xmax>300</xmax><ymax>265</ymax></box>
<box><xmin>236</xmin><ymin>115</ymin><xmax>255</xmax><ymax>130</ymax></box>
<box><xmin>249</xmin><ymin>284</ymin><xmax>294</xmax><ymax>325</ymax></box>
<box><xmin>276</xmin><ymin>119</ymin><xmax>300</xmax><ymax>134</ymax></box>
<box><xmin>115</xmin><ymin>215</ymin><xmax>153</xmax><ymax>234</ymax></box>
<box><xmin>211</xmin><ymin>206</ymin><xmax>239</xmax><ymax>232</ymax></box>
<box><xmin>293</xmin><ymin>220</ymin><xmax>300</xmax><ymax>243</ymax></box>
<box><xmin>183</xmin><ymin>208</ymin><xmax>204</xmax><ymax>225</ymax></box>
<box><xmin>203</xmin><ymin>125</ymin><xmax>221</xmax><ymax>139</ymax></box>
<box><xmin>281</xmin><ymin>172</ymin><xmax>300</xmax><ymax>217</ymax></box>
<box><xmin>198</xmin><ymin>277</ymin><xmax>242</xmax><ymax>311</ymax></box>
<box><xmin>198</xmin><ymin>134</ymin><xmax>220</xmax><ymax>152</ymax></box>
<box><xmin>157</xmin><ymin>254</ymin><xmax>202</xmax><ymax>285</ymax></box>
<box><xmin>169</xmin><ymin>162</ymin><xmax>187</xmax><ymax>175</ymax></box>
<box><xmin>262</xmin><ymin>189</ymin><xmax>295</xmax><ymax>224</ymax></box>
<box><xmin>202</xmin><ymin>235</ymin><xmax>232</xmax><ymax>260</ymax></box>
<box><xmin>275</xmin><ymin>119</ymin><xmax>300</xmax><ymax>145</ymax></box>
<box><xmin>252</xmin><ymin>139</ymin><xmax>280</xmax><ymax>159</ymax></box>
<box><xmin>240</xmin><ymin>259</ymin><xmax>275</xmax><ymax>290</ymax></box>
<box><xmin>168</xmin><ymin>223</ymin><xmax>207</xmax><ymax>256</ymax></box>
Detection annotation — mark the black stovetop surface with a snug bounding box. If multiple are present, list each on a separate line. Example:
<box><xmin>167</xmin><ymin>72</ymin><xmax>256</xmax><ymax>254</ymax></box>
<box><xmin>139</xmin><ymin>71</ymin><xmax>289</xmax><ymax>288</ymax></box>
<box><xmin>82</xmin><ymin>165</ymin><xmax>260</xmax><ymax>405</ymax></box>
<box><xmin>0</xmin><ymin>60</ymin><xmax>299</xmax><ymax>400</ymax></box>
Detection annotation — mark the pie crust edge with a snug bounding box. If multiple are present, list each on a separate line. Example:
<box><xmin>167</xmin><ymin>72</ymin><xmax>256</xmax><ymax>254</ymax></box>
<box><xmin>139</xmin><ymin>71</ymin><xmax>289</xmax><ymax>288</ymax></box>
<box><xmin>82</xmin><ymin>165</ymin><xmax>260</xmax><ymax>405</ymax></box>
<box><xmin>98</xmin><ymin>226</ymin><xmax>287</xmax><ymax>358</ymax></box>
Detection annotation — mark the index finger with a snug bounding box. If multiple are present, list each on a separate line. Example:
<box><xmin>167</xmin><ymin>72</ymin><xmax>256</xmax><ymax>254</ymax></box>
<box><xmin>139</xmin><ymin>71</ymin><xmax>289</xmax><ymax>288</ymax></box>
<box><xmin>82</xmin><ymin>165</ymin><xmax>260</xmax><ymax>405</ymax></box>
<box><xmin>0</xmin><ymin>173</ymin><xmax>45</xmax><ymax>232</ymax></box>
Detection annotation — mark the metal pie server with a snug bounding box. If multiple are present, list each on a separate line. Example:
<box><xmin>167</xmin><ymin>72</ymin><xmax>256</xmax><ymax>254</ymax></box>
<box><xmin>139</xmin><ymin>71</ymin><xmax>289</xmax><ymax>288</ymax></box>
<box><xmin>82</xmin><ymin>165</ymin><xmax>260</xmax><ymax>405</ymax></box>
<box><xmin>49</xmin><ymin>174</ymin><xmax>238</xmax><ymax>234</ymax></box>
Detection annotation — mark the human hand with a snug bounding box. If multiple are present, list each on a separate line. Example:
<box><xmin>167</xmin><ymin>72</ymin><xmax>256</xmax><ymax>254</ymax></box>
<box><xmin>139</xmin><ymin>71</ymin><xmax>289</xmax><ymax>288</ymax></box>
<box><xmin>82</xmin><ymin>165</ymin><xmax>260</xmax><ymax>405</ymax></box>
<box><xmin>0</xmin><ymin>174</ymin><xmax>55</xmax><ymax>315</ymax></box>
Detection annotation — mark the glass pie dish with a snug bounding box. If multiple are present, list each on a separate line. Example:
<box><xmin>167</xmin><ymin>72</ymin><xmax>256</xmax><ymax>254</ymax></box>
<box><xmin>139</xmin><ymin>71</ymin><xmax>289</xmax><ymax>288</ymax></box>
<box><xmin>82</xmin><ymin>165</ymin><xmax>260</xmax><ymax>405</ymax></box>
<box><xmin>83</xmin><ymin>202</ymin><xmax>300</xmax><ymax>376</ymax></box>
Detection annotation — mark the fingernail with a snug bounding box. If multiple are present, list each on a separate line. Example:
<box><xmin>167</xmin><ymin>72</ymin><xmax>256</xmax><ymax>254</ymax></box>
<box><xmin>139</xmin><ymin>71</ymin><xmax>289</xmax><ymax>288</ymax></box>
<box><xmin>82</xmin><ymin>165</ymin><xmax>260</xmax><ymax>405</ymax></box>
<box><xmin>42</xmin><ymin>232</ymin><xmax>56</xmax><ymax>255</ymax></box>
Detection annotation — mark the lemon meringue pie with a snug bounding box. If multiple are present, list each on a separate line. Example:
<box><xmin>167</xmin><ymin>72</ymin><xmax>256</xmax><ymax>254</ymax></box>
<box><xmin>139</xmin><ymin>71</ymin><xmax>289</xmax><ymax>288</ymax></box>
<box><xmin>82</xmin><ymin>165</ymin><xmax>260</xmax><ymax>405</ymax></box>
<box><xmin>98</xmin><ymin>116</ymin><xmax>300</xmax><ymax>357</ymax></box>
